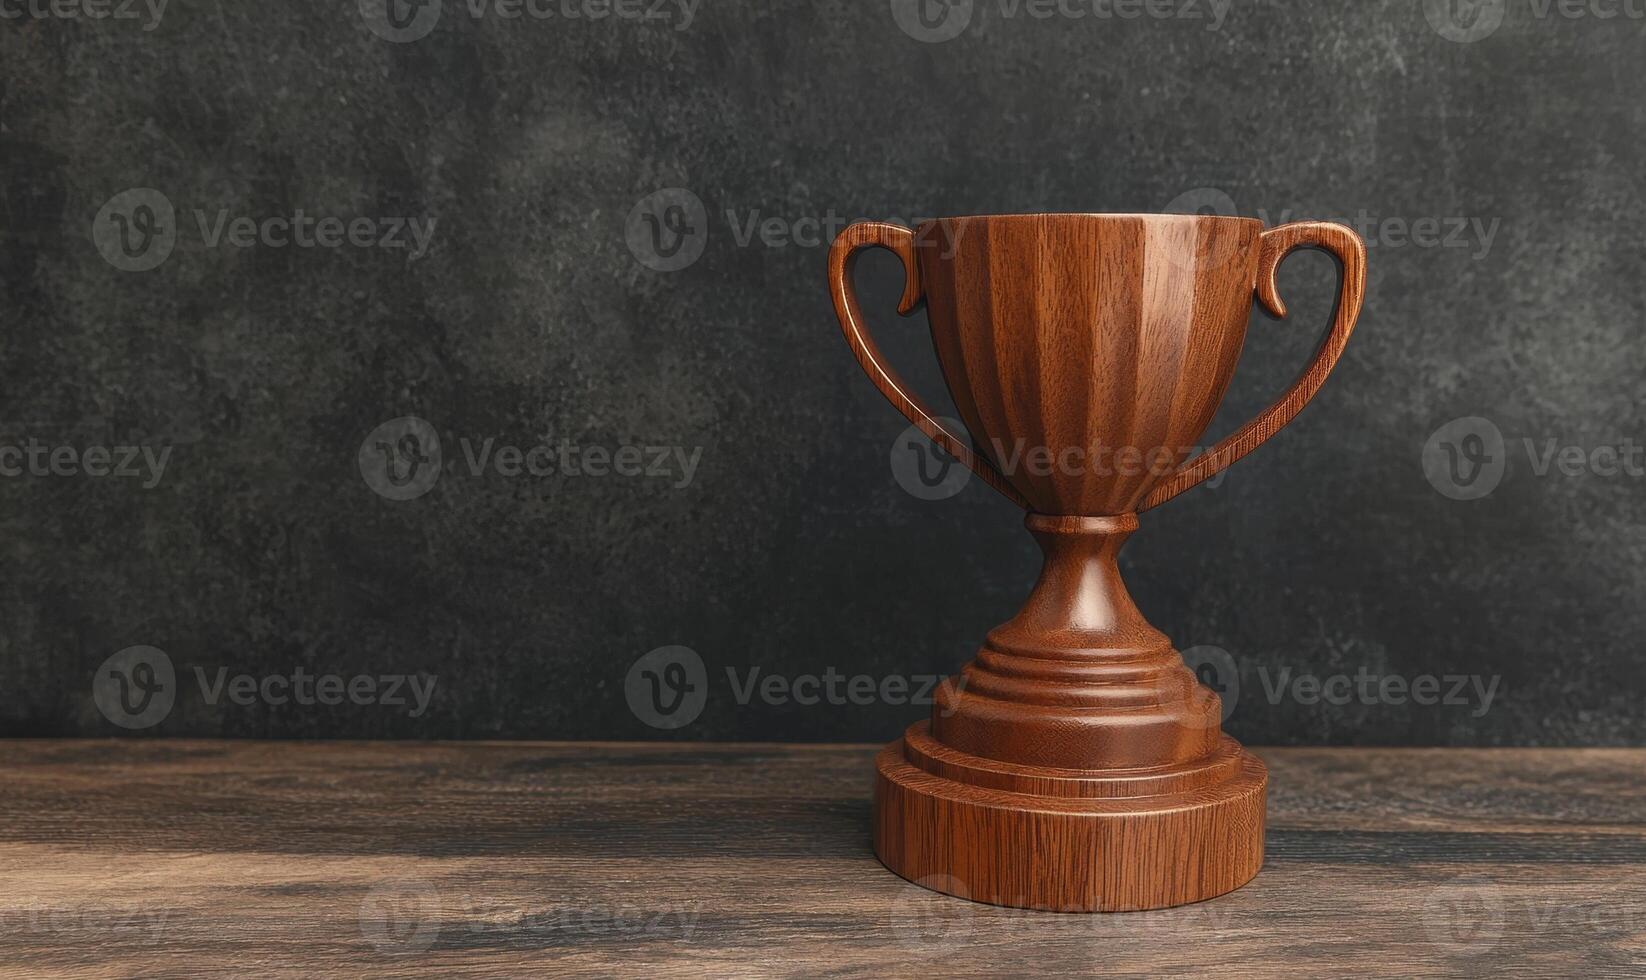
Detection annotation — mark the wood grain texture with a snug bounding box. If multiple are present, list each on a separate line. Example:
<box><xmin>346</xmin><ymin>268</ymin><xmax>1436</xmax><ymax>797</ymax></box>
<box><xmin>828</xmin><ymin>220</ymin><xmax>1031</xmax><ymax>508</ymax></box>
<box><xmin>829</xmin><ymin>214</ymin><xmax>1367</xmax><ymax>912</ymax></box>
<box><xmin>875</xmin><ymin>513</ymin><xmax>1267</xmax><ymax>911</ymax></box>
<box><xmin>875</xmin><ymin>726</ymin><xmax>1266</xmax><ymax>912</ymax></box>
<box><xmin>915</xmin><ymin>213</ymin><xmax>1260</xmax><ymax>516</ymax></box>
<box><xmin>1141</xmin><ymin>220</ymin><xmax>1367</xmax><ymax>509</ymax></box>
<box><xmin>829</xmin><ymin>214</ymin><xmax>1366</xmax><ymax>516</ymax></box>
<box><xmin>0</xmin><ymin>742</ymin><xmax>1641</xmax><ymax>978</ymax></box>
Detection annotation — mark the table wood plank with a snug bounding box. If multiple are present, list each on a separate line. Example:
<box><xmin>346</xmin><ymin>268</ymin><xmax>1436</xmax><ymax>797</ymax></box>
<box><xmin>0</xmin><ymin>741</ymin><xmax>1642</xmax><ymax>978</ymax></box>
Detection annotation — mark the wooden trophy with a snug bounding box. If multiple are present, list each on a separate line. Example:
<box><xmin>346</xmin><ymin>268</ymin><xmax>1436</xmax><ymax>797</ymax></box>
<box><xmin>828</xmin><ymin>214</ymin><xmax>1366</xmax><ymax>911</ymax></box>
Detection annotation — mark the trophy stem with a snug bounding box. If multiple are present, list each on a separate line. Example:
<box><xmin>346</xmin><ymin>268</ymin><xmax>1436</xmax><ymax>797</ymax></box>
<box><xmin>873</xmin><ymin>512</ymin><xmax>1267</xmax><ymax>912</ymax></box>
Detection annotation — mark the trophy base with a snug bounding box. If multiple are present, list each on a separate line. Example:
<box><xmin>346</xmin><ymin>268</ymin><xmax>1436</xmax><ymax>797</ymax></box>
<box><xmin>873</xmin><ymin>721</ymin><xmax>1267</xmax><ymax>912</ymax></box>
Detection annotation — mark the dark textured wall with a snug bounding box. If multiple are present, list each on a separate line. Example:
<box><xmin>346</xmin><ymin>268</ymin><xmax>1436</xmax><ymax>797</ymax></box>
<box><xmin>2</xmin><ymin>0</ymin><xmax>1642</xmax><ymax>744</ymax></box>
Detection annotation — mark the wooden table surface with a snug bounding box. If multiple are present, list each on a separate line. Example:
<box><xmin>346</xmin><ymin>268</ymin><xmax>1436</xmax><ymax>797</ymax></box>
<box><xmin>0</xmin><ymin>741</ymin><xmax>1642</xmax><ymax>978</ymax></box>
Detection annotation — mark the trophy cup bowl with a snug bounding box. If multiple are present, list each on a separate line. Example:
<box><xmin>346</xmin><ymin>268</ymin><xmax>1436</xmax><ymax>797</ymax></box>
<box><xmin>829</xmin><ymin>213</ymin><xmax>1366</xmax><ymax>911</ymax></box>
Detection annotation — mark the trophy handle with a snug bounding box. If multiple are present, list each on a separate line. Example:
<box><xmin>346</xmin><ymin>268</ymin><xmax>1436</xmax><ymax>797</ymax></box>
<box><xmin>1140</xmin><ymin>220</ymin><xmax>1367</xmax><ymax>511</ymax></box>
<box><xmin>828</xmin><ymin>221</ymin><xmax>1028</xmax><ymax>508</ymax></box>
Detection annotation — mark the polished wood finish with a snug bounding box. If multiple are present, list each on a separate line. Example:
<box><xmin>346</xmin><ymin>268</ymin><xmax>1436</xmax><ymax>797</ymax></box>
<box><xmin>874</xmin><ymin>512</ymin><xmax>1268</xmax><ymax>911</ymax></box>
<box><xmin>829</xmin><ymin>213</ymin><xmax>1367</xmax><ymax>911</ymax></box>
<box><xmin>830</xmin><ymin>215</ymin><xmax>1367</xmax><ymax>514</ymax></box>
<box><xmin>916</xmin><ymin>214</ymin><xmax>1260</xmax><ymax>515</ymax></box>
<box><xmin>830</xmin><ymin>220</ymin><xmax>1030</xmax><ymax>508</ymax></box>
<box><xmin>0</xmin><ymin>741</ymin><xmax>1639</xmax><ymax>977</ymax></box>
<box><xmin>1144</xmin><ymin>220</ymin><xmax>1367</xmax><ymax>508</ymax></box>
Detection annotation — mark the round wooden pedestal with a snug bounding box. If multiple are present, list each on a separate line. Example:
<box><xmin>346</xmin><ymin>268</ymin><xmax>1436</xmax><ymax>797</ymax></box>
<box><xmin>873</xmin><ymin>721</ymin><xmax>1267</xmax><ymax>912</ymax></box>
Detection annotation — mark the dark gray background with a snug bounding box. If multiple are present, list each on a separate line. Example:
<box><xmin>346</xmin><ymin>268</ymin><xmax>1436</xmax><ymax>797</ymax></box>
<box><xmin>3</xmin><ymin>0</ymin><xmax>1641</xmax><ymax>743</ymax></box>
